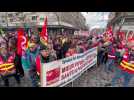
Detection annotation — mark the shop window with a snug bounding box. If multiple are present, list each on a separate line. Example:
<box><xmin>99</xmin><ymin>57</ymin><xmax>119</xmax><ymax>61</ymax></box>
<box><xmin>8</xmin><ymin>14</ymin><xmax>12</xmax><ymax>17</ymax></box>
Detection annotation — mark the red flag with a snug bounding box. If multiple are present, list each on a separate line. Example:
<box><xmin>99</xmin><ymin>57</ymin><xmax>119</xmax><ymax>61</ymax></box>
<box><xmin>40</xmin><ymin>16</ymin><xmax>48</xmax><ymax>45</ymax></box>
<box><xmin>106</xmin><ymin>26</ymin><xmax>113</xmax><ymax>35</ymax></box>
<box><xmin>17</xmin><ymin>28</ymin><xmax>24</xmax><ymax>56</ymax></box>
<box><xmin>118</xmin><ymin>31</ymin><xmax>126</xmax><ymax>41</ymax></box>
<box><xmin>17</xmin><ymin>28</ymin><xmax>28</xmax><ymax>56</ymax></box>
<box><xmin>36</xmin><ymin>55</ymin><xmax>41</xmax><ymax>75</ymax></box>
<box><xmin>105</xmin><ymin>26</ymin><xmax>113</xmax><ymax>42</ymax></box>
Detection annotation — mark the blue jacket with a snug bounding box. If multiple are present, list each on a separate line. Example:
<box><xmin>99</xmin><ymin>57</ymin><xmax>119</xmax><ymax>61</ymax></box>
<box><xmin>21</xmin><ymin>46</ymin><xmax>40</xmax><ymax>71</ymax></box>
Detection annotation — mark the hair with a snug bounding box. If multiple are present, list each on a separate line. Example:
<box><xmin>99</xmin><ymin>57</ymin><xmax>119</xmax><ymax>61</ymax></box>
<box><xmin>30</xmin><ymin>34</ymin><xmax>40</xmax><ymax>44</ymax></box>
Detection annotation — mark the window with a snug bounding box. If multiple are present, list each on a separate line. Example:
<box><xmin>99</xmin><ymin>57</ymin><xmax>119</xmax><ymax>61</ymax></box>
<box><xmin>10</xmin><ymin>19</ymin><xmax>13</xmax><ymax>22</ymax></box>
<box><xmin>32</xmin><ymin>16</ymin><xmax>37</xmax><ymax>21</ymax></box>
<box><xmin>8</xmin><ymin>14</ymin><xmax>13</xmax><ymax>17</ymax></box>
<box><xmin>16</xmin><ymin>13</ymin><xmax>19</xmax><ymax>16</ymax></box>
<box><xmin>2</xmin><ymin>20</ymin><xmax>5</xmax><ymax>23</ymax></box>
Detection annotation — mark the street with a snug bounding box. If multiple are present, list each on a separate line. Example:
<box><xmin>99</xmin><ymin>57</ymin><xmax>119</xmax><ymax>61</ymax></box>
<box><xmin>65</xmin><ymin>64</ymin><xmax>134</xmax><ymax>87</ymax></box>
<box><xmin>1</xmin><ymin>64</ymin><xmax>134</xmax><ymax>87</ymax></box>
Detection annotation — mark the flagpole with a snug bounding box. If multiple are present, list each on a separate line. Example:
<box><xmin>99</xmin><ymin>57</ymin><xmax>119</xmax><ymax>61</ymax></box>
<box><xmin>117</xmin><ymin>17</ymin><xmax>125</xmax><ymax>42</ymax></box>
<box><xmin>126</xmin><ymin>30</ymin><xmax>129</xmax><ymax>40</ymax></box>
<box><xmin>36</xmin><ymin>15</ymin><xmax>39</xmax><ymax>33</ymax></box>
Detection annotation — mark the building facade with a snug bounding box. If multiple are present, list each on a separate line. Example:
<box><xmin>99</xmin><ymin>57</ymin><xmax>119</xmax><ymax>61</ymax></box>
<box><xmin>107</xmin><ymin>12</ymin><xmax>134</xmax><ymax>33</ymax></box>
<box><xmin>0</xmin><ymin>12</ymin><xmax>88</xmax><ymax>35</ymax></box>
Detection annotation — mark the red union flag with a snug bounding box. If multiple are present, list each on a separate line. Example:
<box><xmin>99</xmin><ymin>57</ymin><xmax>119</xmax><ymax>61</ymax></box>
<box><xmin>17</xmin><ymin>28</ymin><xmax>28</xmax><ymax>56</ymax></box>
<box><xmin>17</xmin><ymin>28</ymin><xmax>24</xmax><ymax>56</ymax></box>
<box><xmin>40</xmin><ymin>16</ymin><xmax>48</xmax><ymax>46</ymax></box>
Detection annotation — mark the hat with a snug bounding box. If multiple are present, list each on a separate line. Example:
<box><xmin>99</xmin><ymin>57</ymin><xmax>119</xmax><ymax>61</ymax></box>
<box><xmin>104</xmin><ymin>41</ymin><xmax>111</xmax><ymax>46</ymax></box>
<box><xmin>28</xmin><ymin>42</ymin><xmax>36</xmax><ymax>48</ymax></box>
<box><xmin>30</xmin><ymin>34</ymin><xmax>40</xmax><ymax>43</ymax></box>
<box><xmin>40</xmin><ymin>43</ymin><xmax>48</xmax><ymax>51</ymax></box>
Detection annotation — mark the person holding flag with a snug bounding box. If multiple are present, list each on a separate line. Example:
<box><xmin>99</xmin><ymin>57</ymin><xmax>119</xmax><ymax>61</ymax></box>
<box><xmin>40</xmin><ymin>16</ymin><xmax>48</xmax><ymax>46</ymax></box>
<box><xmin>21</xmin><ymin>16</ymin><xmax>49</xmax><ymax>87</ymax></box>
<box><xmin>104</xmin><ymin>26</ymin><xmax>117</xmax><ymax>73</ymax></box>
<box><xmin>35</xmin><ymin>16</ymin><xmax>49</xmax><ymax>75</ymax></box>
<box><xmin>21</xmin><ymin>34</ymin><xmax>40</xmax><ymax>87</ymax></box>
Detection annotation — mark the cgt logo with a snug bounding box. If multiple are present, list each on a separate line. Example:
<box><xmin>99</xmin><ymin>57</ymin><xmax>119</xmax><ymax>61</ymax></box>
<box><xmin>46</xmin><ymin>67</ymin><xmax>60</xmax><ymax>85</ymax></box>
<box><xmin>21</xmin><ymin>36</ymin><xmax>27</xmax><ymax>51</ymax></box>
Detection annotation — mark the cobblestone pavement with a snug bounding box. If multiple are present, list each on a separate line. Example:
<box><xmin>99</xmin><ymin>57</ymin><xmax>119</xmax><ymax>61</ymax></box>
<box><xmin>0</xmin><ymin>76</ymin><xmax>33</xmax><ymax>87</ymax></box>
<box><xmin>1</xmin><ymin>64</ymin><xmax>134</xmax><ymax>87</ymax></box>
<box><xmin>65</xmin><ymin>64</ymin><xmax>134</xmax><ymax>87</ymax></box>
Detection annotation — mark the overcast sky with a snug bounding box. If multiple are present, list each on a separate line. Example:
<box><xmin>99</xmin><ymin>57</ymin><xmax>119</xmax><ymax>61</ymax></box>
<box><xmin>81</xmin><ymin>12</ymin><xmax>110</xmax><ymax>30</ymax></box>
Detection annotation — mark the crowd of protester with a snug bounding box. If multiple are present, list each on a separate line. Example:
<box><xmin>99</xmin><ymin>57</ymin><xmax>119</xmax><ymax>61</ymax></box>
<box><xmin>0</xmin><ymin>31</ymin><xmax>100</xmax><ymax>87</ymax></box>
<box><xmin>1</xmin><ymin>29</ymin><xmax>134</xmax><ymax>87</ymax></box>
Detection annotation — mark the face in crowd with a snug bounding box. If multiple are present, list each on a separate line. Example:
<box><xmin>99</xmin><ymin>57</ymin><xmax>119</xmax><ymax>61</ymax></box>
<box><xmin>130</xmin><ymin>47</ymin><xmax>134</xmax><ymax>55</ymax></box>
<box><xmin>40</xmin><ymin>50</ymin><xmax>49</xmax><ymax>58</ymax></box>
<box><xmin>0</xmin><ymin>43</ymin><xmax>8</xmax><ymax>56</ymax></box>
<box><xmin>29</xmin><ymin>35</ymin><xmax>39</xmax><ymax>52</ymax></box>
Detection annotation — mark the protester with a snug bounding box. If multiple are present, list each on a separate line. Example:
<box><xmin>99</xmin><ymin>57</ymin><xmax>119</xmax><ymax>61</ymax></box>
<box><xmin>21</xmin><ymin>34</ymin><xmax>40</xmax><ymax>87</ymax></box>
<box><xmin>97</xmin><ymin>39</ymin><xmax>105</xmax><ymax>65</ymax></box>
<box><xmin>9</xmin><ymin>37</ymin><xmax>24</xmax><ymax>77</ymax></box>
<box><xmin>99</xmin><ymin>42</ymin><xmax>108</xmax><ymax>66</ymax></box>
<box><xmin>47</xmin><ymin>44</ymin><xmax>57</xmax><ymax>62</ymax></box>
<box><xmin>111</xmin><ymin>39</ymin><xmax>134</xmax><ymax>87</ymax></box>
<box><xmin>65</xmin><ymin>43</ymin><xmax>77</xmax><ymax>57</ymax></box>
<box><xmin>105</xmin><ymin>42</ymin><xmax>117</xmax><ymax>73</ymax></box>
<box><xmin>61</xmin><ymin>37</ymin><xmax>70</xmax><ymax>58</ymax></box>
<box><xmin>0</xmin><ymin>28</ymin><xmax>110</xmax><ymax>87</ymax></box>
<box><xmin>40</xmin><ymin>47</ymin><xmax>49</xmax><ymax>63</ymax></box>
<box><xmin>0</xmin><ymin>42</ymin><xmax>21</xmax><ymax>87</ymax></box>
<box><xmin>53</xmin><ymin>38</ymin><xmax>62</xmax><ymax>59</ymax></box>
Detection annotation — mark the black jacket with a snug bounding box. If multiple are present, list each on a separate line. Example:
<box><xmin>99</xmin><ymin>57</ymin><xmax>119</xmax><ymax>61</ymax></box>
<box><xmin>14</xmin><ymin>53</ymin><xmax>24</xmax><ymax>77</ymax></box>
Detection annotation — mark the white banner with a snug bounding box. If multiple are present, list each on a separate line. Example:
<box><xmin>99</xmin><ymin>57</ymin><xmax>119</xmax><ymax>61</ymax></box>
<box><xmin>41</xmin><ymin>47</ymin><xmax>98</xmax><ymax>87</ymax></box>
<box><xmin>74</xmin><ymin>31</ymin><xmax>89</xmax><ymax>37</ymax></box>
